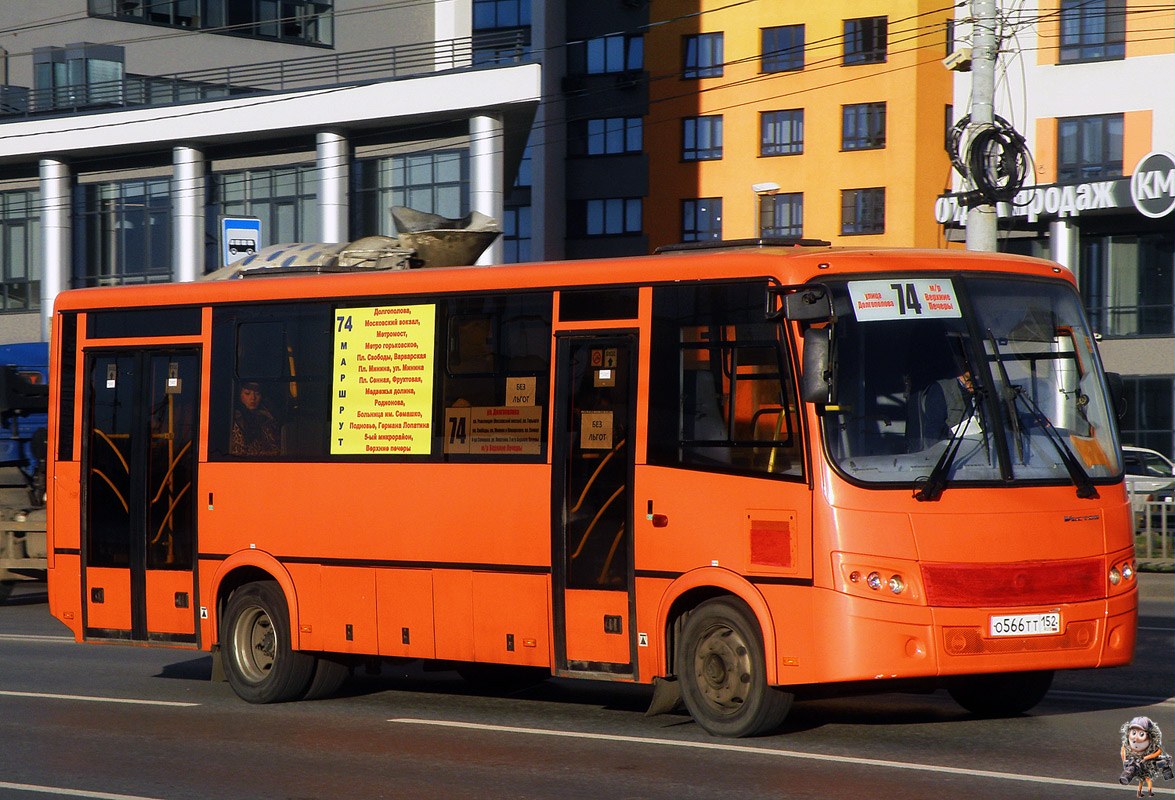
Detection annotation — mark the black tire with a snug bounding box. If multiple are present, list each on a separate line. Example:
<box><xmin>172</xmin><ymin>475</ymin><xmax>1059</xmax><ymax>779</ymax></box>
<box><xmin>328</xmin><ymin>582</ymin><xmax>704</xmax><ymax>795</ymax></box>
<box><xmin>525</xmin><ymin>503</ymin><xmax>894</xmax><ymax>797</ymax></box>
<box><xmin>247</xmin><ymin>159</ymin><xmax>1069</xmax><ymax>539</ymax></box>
<box><xmin>0</xmin><ymin>580</ymin><xmax>14</xmax><ymax>605</ymax></box>
<box><xmin>221</xmin><ymin>581</ymin><xmax>314</xmax><ymax>703</ymax></box>
<box><xmin>302</xmin><ymin>655</ymin><xmax>351</xmax><ymax>701</ymax></box>
<box><xmin>947</xmin><ymin>670</ymin><xmax>1054</xmax><ymax>717</ymax></box>
<box><xmin>676</xmin><ymin>597</ymin><xmax>793</xmax><ymax>737</ymax></box>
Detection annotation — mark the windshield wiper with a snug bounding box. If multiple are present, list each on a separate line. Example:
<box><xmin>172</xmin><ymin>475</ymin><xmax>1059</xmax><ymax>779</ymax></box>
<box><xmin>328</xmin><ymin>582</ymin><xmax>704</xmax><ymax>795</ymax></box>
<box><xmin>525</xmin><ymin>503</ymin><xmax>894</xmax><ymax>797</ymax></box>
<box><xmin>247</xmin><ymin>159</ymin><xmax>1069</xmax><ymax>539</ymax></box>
<box><xmin>987</xmin><ymin>331</ymin><xmax>1024</xmax><ymax>463</ymax></box>
<box><xmin>914</xmin><ymin>389</ymin><xmax>982</xmax><ymax>502</ymax></box>
<box><xmin>1010</xmin><ymin>386</ymin><xmax>1099</xmax><ymax>499</ymax></box>
<box><xmin>985</xmin><ymin>330</ymin><xmax>1098</xmax><ymax>499</ymax></box>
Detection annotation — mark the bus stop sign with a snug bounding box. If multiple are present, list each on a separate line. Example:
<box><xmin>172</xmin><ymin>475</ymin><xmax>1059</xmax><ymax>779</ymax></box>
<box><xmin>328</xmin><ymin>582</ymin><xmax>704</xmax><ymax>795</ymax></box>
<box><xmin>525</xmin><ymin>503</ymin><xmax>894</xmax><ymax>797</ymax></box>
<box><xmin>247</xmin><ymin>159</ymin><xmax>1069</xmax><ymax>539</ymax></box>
<box><xmin>220</xmin><ymin>216</ymin><xmax>262</xmax><ymax>266</ymax></box>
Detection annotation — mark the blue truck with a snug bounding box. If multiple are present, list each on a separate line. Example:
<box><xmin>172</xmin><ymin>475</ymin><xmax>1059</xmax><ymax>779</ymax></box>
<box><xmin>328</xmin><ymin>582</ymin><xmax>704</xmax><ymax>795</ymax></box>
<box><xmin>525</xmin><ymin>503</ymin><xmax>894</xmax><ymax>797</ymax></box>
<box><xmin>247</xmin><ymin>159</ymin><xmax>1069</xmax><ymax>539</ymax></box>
<box><xmin>0</xmin><ymin>342</ymin><xmax>49</xmax><ymax>604</ymax></box>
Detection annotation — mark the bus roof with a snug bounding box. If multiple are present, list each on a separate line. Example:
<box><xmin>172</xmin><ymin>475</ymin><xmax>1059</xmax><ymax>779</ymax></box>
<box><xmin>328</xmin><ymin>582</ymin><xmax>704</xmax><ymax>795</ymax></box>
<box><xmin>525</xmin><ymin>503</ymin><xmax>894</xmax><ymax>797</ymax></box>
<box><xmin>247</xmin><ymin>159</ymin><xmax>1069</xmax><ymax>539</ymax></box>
<box><xmin>53</xmin><ymin>246</ymin><xmax>1073</xmax><ymax>314</ymax></box>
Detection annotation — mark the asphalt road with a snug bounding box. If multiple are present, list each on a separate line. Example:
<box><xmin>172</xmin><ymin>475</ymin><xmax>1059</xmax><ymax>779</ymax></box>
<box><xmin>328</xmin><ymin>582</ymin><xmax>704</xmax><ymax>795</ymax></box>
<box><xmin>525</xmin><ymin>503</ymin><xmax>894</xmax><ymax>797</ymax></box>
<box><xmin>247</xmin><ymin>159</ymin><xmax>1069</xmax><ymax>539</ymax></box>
<box><xmin>0</xmin><ymin>574</ymin><xmax>1170</xmax><ymax>800</ymax></box>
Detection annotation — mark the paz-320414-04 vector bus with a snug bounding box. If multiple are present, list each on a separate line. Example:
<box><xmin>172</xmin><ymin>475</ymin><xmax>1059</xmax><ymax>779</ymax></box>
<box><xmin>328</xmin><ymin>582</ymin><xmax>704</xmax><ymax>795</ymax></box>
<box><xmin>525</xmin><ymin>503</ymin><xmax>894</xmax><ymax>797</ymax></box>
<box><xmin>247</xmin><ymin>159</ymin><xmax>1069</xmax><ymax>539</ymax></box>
<box><xmin>45</xmin><ymin>240</ymin><xmax>1136</xmax><ymax>737</ymax></box>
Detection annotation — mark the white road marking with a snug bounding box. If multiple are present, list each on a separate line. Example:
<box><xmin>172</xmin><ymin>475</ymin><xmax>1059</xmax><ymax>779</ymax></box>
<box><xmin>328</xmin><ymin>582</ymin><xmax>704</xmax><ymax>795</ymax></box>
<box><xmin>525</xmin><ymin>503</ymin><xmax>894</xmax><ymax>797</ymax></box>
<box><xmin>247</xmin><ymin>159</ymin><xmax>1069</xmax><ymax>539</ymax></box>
<box><xmin>0</xmin><ymin>781</ymin><xmax>169</xmax><ymax>800</ymax></box>
<box><xmin>1049</xmin><ymin>689</ymin><xmax>1174</xmax><ymax>707</ymax></box>
<box><xmin>0</xmin><ymin>633</ymin><xmax>75</xmax><ymax>643</ymax></box>
<box><xmin>0</xmin><ymin>690</ymin><xmax>198</xmax><ymax>707</ymax></box>
<box><xmin>390</xmin><ymin>719</ymin><xmax>1174</xmax><ymax>794</ymax></box>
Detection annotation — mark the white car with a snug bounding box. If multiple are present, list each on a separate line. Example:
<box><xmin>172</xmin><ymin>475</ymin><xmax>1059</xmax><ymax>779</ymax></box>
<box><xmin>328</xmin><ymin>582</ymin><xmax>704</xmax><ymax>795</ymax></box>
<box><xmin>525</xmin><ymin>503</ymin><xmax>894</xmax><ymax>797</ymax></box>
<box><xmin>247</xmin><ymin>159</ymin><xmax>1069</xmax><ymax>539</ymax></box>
<box><xmin>1123</xmin><ymin>446</ymin><xmax>1175</xmax><ymax>515</ymax></box>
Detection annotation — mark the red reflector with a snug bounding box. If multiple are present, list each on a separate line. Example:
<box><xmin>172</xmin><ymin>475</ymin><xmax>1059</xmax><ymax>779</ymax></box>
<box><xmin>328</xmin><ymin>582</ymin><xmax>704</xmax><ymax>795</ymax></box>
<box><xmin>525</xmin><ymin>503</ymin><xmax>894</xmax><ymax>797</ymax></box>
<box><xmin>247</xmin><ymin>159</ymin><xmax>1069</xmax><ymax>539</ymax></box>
<box><xmin>921</xmin><ymin>558</ymin><xmax>1103</xmax><ymax>608</ymax></box>
<box><xmin>750</xmin><ymin>520</ymin><xmax>793</xmax><ymax>568</ymax></box>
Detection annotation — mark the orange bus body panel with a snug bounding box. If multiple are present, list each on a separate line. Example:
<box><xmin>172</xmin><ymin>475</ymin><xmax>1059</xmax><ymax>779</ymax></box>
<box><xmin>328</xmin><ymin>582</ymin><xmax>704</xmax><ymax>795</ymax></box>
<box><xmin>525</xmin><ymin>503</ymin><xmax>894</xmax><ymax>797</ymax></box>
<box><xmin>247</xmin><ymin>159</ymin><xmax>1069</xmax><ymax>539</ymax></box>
<box><xmin>144</xmin><ymin>571</ymin><xmax>196</xmax><ymax>636</ymax></box>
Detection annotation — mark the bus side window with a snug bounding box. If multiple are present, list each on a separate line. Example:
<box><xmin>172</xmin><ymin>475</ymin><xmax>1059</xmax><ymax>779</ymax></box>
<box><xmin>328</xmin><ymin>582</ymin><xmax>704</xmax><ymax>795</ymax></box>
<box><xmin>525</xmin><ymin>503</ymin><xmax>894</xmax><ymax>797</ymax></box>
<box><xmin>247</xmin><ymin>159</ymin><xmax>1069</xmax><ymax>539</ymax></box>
<box><xmin>209</xmin><ymin>305</ymin><xmax>332</xmax><ymax>461</ymax></box>
<box><xmin>649</xmin><ymin>282</ymin><xmax>804</xmax><ymax>479</ymax></box>
<box><xmin>440</xmin><ymin>294</ymin><xmax>552</xmax><ymax>457</ymax></box>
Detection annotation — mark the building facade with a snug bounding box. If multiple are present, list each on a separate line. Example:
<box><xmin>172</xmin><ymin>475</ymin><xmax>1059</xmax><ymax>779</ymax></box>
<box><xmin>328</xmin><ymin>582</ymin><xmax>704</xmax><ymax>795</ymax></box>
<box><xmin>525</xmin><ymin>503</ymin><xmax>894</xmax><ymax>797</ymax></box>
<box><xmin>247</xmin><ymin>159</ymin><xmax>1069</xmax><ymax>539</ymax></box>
<box><xmin>0</xmin><ymin>0</ymin><xmax>540</xmax><ymax>342</ymax></box>
<box><xmin>939</xmin><ymin>0</ymin><xmax>1174</xmax><ymax>456</ymax></box>
<box><xmin>642</xmin><ymin>0</ymin><xmax>956</xmax><ymax>250</ymax></box>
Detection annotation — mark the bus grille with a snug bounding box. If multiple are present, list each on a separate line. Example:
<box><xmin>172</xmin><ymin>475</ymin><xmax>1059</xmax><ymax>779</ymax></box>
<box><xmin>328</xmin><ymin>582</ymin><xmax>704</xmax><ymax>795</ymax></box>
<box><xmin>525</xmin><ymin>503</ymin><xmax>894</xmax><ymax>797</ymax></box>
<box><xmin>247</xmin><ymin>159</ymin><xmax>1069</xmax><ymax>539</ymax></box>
<box><xmin>942</xmin><ymin>620</ymin><xmax>1099</xmax><ymax>655</ymax></box>
<box><xmin>920</xmin><ymin>558</ymin><xmax>1103</xmax><ymax>608</ymax></box>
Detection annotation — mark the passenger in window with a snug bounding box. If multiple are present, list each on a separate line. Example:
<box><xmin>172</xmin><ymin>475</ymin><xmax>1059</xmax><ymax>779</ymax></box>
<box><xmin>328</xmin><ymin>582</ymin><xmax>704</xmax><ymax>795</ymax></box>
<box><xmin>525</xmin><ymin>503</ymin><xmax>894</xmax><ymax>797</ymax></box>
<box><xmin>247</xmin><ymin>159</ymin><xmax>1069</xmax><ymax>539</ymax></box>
<box><xmin>230</xmin><ymin>381</ymin><xmax>280</xmax><ymax>456</ymax></box>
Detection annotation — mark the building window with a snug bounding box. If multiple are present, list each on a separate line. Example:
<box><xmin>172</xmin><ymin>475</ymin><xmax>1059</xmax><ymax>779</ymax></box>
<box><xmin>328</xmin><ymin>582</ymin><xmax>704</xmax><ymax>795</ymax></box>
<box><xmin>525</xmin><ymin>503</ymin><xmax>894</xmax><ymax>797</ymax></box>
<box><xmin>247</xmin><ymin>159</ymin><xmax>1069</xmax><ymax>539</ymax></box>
<box><xmin>762</xmin><ymin>25</ymin><xmax>804</xmax><ymax>72</ymax></box>
<box><xmin>841</xmin><ymin>188</ymin><xmax>885</xmax><ymax>235</ymax></box>
<box><xmin>88</xmin><ymin>0</ymin><xmax>335</xmax><ymax>46</ymax></box>
<box><xmin>352</xmin><ymin>150</ymin><xmax>469</xmax><ymax>239</ymax></box>
<box><xmin>1079</xmin><ymin>232</ymin><xmax>1173</xmax><ymax>338</ymax></box>
<box><xmin>586</xmin><ymin>34</ymin><xmax>643</xmax><ymax>74</ymax></box>
<box><xmin>682</xmin><ymin>198</ymin><xmax>722</xmax><ymax>242</ymax></box>
<box><xmin>761</xmin><ymin>109</ymin><xmax>803</xmax><ymax>156</ymax></box>
<box><xmin>1057</xmin><ymin>114</ymin><xmax>1123</xmax><ymax>182</ymax></box>
<box><xmin>844</xmin><ymin>17</ymin><xmax>887</xmax><ymax>65</ymax></box>
<box><xmin>842</xmin><ymin>102</ymin><xmax>886</xmax><ymax>150</ymax></box>
<box><xmin>1059</xmin><ymin>0</ymin><xmax>1125</xmax><ymax>63</ymax></box>
<box><xmin>473</xmin><ymin>0</ymin><xmax>530</xmax><ymax>30</ymax></box>
<box><xmin>759</xmin><ymin>193</ymin><xmax>803</xmax><ymax>238</ymax></box>
<box><xmin>217</xmin><ymin>165</ymin><xmax>318</xmax><ymax>256</ymax></box>
<box><xmin>683</xmin><ymin>33</ymin><xmax>724</xmax><ymax>78</ymax></box>
<box><xmin>32</xmin><ymin>43</ymin><xmax>125</xmax><ymax>111</ymax></box>
<box><xmin>683</xmin><ymin>116</ymin><xmax>723</xmax><ymax>161</ymax></box>
<box><xmin>572</xmin><ymin>198</ymin><xmax>642</xmax><ymax>237</ymax></box>
<box><xmin>502</xmin><ymin>206</ymin><xmax>531</xmax><ymax>262</ymax></box>
<box><xmin>75</xmin><ymin>178</ymin><xmax>172</xmax><ymax>287</ymax></box>
<box><xmin>1119</xmin><ymin>376</ymin><xmax>1174</xmax><ymax>457</ymax></box>
<box><xmin>571</xmin><ymin>117</ymin><xmax>642</xmax><ymax>156</ymax></box>
<box><xmin>0</xmin><ymin>189</ymin><xmax>40</xmax><ymax>311</ymax></box>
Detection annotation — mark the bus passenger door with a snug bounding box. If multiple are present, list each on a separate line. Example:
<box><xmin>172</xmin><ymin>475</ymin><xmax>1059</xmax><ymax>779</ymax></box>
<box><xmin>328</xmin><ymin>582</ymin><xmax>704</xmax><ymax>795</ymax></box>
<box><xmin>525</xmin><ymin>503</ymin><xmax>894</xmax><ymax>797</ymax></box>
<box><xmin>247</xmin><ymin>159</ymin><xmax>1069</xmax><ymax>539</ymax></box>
<box><xmin>552</xmin><ymin>336</ymin><xmax>636</xmax><ymax>677</ymax></box>
<box><xmin>82</xmin><ymin>349</ymin><xmax>200</xmax><ymax>644</ymax></box>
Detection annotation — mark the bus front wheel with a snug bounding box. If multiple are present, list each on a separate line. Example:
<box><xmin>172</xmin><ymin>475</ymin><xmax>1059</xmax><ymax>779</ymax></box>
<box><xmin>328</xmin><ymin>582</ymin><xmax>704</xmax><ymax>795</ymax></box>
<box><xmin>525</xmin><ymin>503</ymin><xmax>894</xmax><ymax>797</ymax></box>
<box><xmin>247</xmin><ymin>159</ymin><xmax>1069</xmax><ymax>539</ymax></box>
<box><xmin>676</xmin><ymin>597</ymin><xmax>792</xmax><ymax>737</ymax></box>
<box><xmin>222</xmin><ymin>581</ymin><xmax>315</xmax><ymax>703</ymax></box>
<box><xmin>947</xmin><ymin>670</ymin><xmax>1054</xmax><ymax>717</ymax></box>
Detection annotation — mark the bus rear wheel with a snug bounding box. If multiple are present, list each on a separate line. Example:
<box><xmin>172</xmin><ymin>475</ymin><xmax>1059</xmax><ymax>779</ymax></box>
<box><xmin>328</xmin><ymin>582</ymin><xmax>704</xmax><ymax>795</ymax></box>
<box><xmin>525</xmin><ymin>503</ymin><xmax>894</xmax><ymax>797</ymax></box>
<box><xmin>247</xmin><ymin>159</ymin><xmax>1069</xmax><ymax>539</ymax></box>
<box><xmin>676</xmin><ymin>597</ymin><xmax>792</xmax><ymax>737</ymax></box>
<box><xmin>222</xmin><ymin>581</ymin><xmax>314</xmax><ymax>703</ymax></box>
<box><xmin>947</xmin><ymin>670</ymin><xmax>1054</xmax><ymax>717</ymax></box>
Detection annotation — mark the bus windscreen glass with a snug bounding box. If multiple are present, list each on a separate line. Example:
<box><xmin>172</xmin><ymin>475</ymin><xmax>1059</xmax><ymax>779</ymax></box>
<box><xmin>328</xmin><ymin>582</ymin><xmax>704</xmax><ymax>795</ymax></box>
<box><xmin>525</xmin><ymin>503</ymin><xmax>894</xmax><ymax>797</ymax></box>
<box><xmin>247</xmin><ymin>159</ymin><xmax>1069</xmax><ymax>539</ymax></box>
<box><xmin>822</xmin><ymin>275</ymin><xmax>1120</xmax><ymax>487</ymax></box>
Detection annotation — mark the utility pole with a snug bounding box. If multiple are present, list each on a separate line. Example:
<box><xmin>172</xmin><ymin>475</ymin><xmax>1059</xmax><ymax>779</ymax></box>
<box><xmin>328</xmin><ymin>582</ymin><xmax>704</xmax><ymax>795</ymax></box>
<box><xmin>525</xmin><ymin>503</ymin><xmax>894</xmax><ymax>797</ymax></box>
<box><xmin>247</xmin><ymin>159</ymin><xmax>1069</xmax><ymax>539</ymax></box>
<box><xmin>965</xmin><ymin>0</ymin><xmax>999</xmax><ymax>251</ymax></box>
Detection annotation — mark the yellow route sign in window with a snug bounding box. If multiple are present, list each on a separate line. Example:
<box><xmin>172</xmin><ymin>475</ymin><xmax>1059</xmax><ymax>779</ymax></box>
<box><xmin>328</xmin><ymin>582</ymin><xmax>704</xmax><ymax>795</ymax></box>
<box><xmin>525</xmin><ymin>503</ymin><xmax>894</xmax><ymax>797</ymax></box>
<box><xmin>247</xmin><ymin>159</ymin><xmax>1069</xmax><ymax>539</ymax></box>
<box><xmin>332</xmin><ymin>304</ymin><xmax>436</xmax><ymax>455</ymax></box>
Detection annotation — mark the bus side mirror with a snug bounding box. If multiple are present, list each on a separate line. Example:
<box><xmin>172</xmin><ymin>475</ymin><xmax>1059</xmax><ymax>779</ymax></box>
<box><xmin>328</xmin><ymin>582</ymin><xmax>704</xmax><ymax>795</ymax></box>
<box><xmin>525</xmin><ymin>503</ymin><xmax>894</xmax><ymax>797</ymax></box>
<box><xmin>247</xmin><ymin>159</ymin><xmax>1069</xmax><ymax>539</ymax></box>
<box><xmin>1104</xmin><ymin>371</ymin><xmax>1126</xmax><ymax>420</ymax></box>
<box><xmin>770</xmin><ymin>285</ymin><xmax>832</xmax><ymax>322</ymax></box>
<box><xmin>801</xmin><ymin>327</ymin><xmax>837</xmax><ymax>405</ymax></box>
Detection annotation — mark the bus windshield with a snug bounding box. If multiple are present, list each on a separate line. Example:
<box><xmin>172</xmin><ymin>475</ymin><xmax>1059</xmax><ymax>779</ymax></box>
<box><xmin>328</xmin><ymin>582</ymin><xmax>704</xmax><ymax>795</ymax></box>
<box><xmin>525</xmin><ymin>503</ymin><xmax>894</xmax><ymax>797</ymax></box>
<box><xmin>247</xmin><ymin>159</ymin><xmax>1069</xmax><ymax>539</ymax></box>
<box><xmin>821</xmin><ymin>274</ymin><xmax>1121</xmax><ymax>489</ymax></box>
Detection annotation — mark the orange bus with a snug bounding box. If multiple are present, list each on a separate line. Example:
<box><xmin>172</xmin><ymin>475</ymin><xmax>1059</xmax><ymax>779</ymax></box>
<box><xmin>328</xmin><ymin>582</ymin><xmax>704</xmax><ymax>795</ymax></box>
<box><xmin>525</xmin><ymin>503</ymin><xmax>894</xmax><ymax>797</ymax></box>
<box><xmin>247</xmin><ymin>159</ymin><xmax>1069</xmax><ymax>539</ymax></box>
<box><xmin>45</xmin><ymin>240</ymin><xmax>1136</xmax><ymax>737</ymax></box>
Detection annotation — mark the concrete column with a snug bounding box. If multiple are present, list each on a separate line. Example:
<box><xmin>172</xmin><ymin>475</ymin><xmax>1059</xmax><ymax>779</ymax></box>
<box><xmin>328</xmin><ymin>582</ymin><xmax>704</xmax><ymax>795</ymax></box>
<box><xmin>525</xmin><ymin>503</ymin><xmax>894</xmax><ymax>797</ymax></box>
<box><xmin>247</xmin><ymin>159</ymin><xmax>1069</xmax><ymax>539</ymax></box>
<box><xmin>470</xmin><ymin>114</ymin><xmax>504</xmax><ymax>265</ymax></box>
<box><xmin>172</xmin><ymin>144</ymin><xmax>205</xmax><ymax>282</ymax></box>
<box><xmin>317</xmin><ymin>130</ymin><xmax>350</xmax><ymax>243</ymax></box>
<box><xmin>39</xmin><ymin>158</ymin><xmax>71</xmax><ymax>341</ymax></box>
<box><xmin>1049</xmin><ymin>218</ymin><xmax>1079</xmax><ymax>272</ymax></box>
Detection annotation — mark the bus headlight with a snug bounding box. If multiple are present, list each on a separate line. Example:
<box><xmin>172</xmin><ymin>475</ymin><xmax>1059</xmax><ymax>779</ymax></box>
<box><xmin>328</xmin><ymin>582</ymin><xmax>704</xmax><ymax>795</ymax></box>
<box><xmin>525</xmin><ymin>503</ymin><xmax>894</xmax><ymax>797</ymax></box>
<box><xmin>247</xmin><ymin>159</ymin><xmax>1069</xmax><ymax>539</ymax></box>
<box><xmin>888</xmin><ymin>575</ymin><xmax>906</xmax><ymax>594</ymax></box>
<box><xmin>866</xmin><ymin>571</ymin><xmax>883</xmax><ymax>590</ymax></box>
<box><xmin>1109</xmin><ymin>567</ymin><xmax>1121</xmax><ymax>585</ymax></box>
<box><xmin>1121</xmin><ymin>562</ymin><xmax>1134</xmax><ymax>581</ymax></box>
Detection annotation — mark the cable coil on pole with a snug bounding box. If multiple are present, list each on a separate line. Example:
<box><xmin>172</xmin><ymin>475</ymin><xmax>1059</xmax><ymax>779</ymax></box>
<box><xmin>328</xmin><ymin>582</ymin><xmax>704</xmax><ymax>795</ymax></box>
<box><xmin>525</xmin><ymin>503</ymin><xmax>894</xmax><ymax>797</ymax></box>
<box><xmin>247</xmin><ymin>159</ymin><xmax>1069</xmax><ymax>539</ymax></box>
<box><xmin>948</xmin><ymin>114</ymin><xmax>1030</xmax><ymax>205</ymax></box>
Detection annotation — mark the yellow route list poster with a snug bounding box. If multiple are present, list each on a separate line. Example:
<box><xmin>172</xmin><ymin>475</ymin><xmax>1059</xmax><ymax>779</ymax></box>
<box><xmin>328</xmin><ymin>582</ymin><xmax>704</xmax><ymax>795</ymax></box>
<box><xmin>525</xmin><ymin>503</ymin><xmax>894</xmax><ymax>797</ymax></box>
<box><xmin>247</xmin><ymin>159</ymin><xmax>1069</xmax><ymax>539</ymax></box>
<box><xmin>331</xmin><ymin>304</ymin><xmax>436</xmax><ymax>455</ymax></box>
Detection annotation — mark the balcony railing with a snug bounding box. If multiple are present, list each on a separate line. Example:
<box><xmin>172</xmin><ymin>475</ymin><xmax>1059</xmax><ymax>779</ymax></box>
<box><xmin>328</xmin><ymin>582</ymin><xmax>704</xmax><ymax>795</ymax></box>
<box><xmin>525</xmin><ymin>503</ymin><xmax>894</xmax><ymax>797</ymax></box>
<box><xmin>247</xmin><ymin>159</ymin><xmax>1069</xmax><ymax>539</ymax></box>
<box><xmin>0</xmin><ymin>29</ymin><xmax>530</xmax><ymax>121</ymax></box>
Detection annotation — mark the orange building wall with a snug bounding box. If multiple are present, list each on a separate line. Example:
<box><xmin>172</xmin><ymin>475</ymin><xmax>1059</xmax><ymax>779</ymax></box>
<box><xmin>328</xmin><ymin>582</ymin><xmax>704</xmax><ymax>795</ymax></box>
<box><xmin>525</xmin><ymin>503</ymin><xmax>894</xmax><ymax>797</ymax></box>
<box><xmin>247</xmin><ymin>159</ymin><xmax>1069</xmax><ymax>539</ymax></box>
<box><xmin>645</xmin><ymin>1</ymin><xmax>955</xmax><ymax>251</ymax></box>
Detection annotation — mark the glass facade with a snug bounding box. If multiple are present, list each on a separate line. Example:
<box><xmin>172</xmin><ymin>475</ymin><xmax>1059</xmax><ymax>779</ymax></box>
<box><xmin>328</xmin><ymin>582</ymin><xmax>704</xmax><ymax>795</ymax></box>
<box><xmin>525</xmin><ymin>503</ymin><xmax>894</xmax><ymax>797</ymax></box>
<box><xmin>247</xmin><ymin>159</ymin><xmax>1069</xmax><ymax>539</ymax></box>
<box><xmin>0</xmin><ymin>189</ymin><xmax>40</xmax><ymax>311</ymax></box>
<box><xmin>74</xmin><ymin>178</ymin><xmax>172</xmax><ymax>287</ymax></box>
<box><xmin>215</xmin><ymin>165</ymin><xmax>319</xmax><ymax>259</ymax></box>
<box><xmin>352</xmin><ymin>150</ymin><xmax>470</xmax><ymax>238</ymax></box>
<box><xmin>89</xmin><ymin>0</ymin><xmax>334</xmax><ymax>46</ymax></box>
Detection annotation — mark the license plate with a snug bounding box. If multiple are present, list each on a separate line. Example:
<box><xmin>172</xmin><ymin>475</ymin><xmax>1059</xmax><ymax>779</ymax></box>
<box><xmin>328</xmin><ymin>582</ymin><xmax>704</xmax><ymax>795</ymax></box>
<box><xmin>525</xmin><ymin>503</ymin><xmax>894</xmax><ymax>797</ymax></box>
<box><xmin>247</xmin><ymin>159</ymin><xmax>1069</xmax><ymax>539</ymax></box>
<box><xmin>989</xmin><ymin>612</ymin><xmax>1061</xmax><ymax>637</ymax></box>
